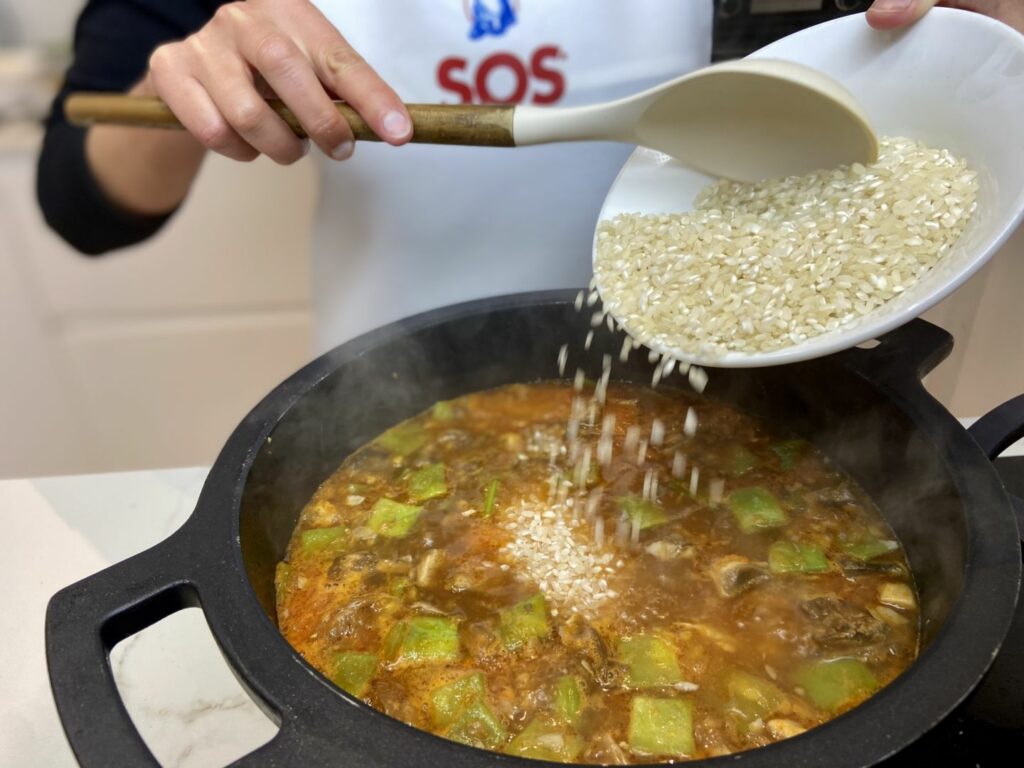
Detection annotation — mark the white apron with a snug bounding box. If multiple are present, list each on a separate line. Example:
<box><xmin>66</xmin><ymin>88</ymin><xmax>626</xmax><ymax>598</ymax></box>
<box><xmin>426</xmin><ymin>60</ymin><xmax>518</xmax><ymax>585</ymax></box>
<box><xmin>310</xmin><ymin>0</ymin><xmax>712</xmax><ymax>351</ymax></box>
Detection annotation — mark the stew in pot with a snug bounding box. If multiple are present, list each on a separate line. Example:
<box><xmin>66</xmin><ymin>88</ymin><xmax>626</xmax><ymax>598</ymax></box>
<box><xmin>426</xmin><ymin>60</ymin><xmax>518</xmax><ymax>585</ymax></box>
<box><xmin>275</xmin><ymin>382</ymin><xmax>918</xmax><ymax>763</ymax></box>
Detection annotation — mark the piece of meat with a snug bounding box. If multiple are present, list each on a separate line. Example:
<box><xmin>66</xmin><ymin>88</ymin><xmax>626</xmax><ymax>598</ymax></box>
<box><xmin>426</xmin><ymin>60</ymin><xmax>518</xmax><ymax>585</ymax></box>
<box><xmin>710</xmin><ymin>555</ymin><xmax>770</xmax><ymax>598</ymax></box>
<box><xmin>559</xmin><ymin>614</ymin><xmax>622</xmax><ymax>687</ymax></box>
<box><xmin>462</xmin><ymin>620</ymin><xmax>504</xmax><ymax>664</ymax></box>
<box><xmin>800</xmin><ymin>596</ymin><xmax>888</xmax><ymax>649</ymax></box>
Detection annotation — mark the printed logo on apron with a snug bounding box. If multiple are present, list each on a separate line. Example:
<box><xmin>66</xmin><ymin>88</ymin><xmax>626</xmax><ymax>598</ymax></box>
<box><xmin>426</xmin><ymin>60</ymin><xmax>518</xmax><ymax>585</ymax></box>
<box><xmin>465</xmin><ymin>0</ymin><xmax>519</xmax><ymax>40</ymax></box>
<box><xmin>443</xmin><ymin>1</ymin><xmax>565</xmax><ymax>104</ymax></box>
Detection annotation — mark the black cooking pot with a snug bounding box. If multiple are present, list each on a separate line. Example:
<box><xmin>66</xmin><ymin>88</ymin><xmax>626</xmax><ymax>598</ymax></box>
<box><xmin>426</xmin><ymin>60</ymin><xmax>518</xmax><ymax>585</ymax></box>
<box><xmin>46</xmin><ymin>291</ymin><xmax>1023</xmax><ymax>767</ymax></box>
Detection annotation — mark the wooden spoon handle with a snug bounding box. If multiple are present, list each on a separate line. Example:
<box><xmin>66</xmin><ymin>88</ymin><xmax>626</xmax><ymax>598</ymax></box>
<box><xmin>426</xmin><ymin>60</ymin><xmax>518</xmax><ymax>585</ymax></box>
<box><xmin>64</xmin><ymin>93</ymin><xmax>516</xmax><ymax>147</ymax></box>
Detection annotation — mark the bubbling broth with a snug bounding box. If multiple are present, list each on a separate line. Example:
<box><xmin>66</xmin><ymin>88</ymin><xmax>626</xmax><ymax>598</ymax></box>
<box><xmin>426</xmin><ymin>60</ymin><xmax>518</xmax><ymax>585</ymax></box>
<box><xmin>276</xmin><ymin>382</ymin><xmax>919</xmax><ymax>763</ymax></box>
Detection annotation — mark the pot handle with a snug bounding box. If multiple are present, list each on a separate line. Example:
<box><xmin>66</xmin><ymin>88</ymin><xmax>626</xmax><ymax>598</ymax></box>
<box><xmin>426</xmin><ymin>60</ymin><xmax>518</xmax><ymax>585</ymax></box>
<box><xmin>967</xmin><ymin>394</ymin><xmax>1024</xmax><ymax>461</ymax></box>
<box><xmin>844</xmin><ymin>319</ymin><xmax>954</xmax><ymax>382</ymax></box>
<box><xmin>45</xmin><ymin>529</ymin><xmax>201</xmax><ymax>767</ymax></box>
<box><xmin>967</xmin><ymin>394</ymin><xmax>1024</xmax><ymax>543</ymax></box>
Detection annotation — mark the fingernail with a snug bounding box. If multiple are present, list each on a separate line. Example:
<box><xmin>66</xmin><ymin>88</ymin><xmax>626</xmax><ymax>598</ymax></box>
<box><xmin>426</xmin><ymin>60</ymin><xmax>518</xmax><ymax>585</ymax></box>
<box><xmin>870</xmin><ymin>0</ymin><xmax>914</xmax><ymax>11</ymax></box>
<box><xmin>300</xmin><ymin>139</ymin><xmax>311</xmax><ymax>157</ymax></box>
<box><xmin>331</xmin><ymin>140</ymin><xmax>354</xmax><ymax>161</ymax></box>
<box><xmin>381</xmin><ymin>110</ymin><xmax>411</xmax><ymax>140</ymax></box>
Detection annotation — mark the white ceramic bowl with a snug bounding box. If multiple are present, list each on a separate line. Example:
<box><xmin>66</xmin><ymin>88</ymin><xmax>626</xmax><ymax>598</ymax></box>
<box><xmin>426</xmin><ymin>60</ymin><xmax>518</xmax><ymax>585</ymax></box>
<box><xmin>595</xmin><ymin>8</ymin><xmax>1024</xmax><ymax>368</ymax></box>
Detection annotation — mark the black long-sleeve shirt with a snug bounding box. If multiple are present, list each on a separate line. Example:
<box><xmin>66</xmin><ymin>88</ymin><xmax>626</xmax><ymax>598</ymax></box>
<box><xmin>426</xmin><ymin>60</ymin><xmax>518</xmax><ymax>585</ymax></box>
<box><xmin>37</xmin><ymin>0</ymin><xmax>223</xmax><ymax>255</ymax></box>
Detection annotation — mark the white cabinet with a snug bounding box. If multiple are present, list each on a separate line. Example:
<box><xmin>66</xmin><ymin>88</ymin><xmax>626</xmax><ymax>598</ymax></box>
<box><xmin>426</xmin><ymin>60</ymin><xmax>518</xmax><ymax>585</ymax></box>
<box><xmin>0</xmin><ymin>128</ymin><xmax>317</xmax><ymax>477</ymax></box>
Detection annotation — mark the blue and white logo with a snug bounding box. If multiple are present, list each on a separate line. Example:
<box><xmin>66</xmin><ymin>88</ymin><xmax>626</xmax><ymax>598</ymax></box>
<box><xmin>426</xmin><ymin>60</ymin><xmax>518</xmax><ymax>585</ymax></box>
<box><xmin>465</xmin><ymin>0</ymin><xmax>518</xmax><ymax>40</ymax></box>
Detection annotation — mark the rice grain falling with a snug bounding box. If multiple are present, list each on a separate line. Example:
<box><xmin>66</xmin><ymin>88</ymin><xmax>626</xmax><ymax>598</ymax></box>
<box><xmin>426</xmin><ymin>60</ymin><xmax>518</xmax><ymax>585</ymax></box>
<box><xmin>684</xmin><ymin>407</ymin><xmax>698</xmax><ymax>437</ymax></box>
<box><xmin>593</xmin><ymin>137</ymin><xmax>978</xmax><ymax>358</ymax></box>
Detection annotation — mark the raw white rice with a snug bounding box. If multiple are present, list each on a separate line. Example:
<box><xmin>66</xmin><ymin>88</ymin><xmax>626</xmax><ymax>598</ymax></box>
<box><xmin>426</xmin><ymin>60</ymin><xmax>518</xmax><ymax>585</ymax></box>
<box><xmin>593</xmin><ymin>137</ymin><xmax>978</xmax><ymax>357</ymax></box>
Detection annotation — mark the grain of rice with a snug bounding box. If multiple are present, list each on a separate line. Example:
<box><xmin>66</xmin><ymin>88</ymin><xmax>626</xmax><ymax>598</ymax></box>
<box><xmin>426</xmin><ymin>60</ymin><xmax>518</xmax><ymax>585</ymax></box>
<box><xmin>574</xmin><ymin>290</ymin><xmax>584</xmax><ymax>311</ymax></box>
<box><xmin>624</xmin><ymin>425</ymin><xmax>641</xmax><ymax>454</ymax></box>
<box><xmin>684</xmin><ymin>407</ymin><xmax>698</xmax><ymax>437</ymax></box>
<box><xmin>584</xmin><ymin>330</ymin><xmax>594</xmax><ymax>351</ymax></box>
<box><xmin>557</xmin><ymin>344</ymin><xmax>568</xmax><ymax>376</ymax></box>
<box><xmin>574</xmin><ymin>368</ymin><xmax>585</xmax><ymax>391</ymax></box>
<box><xmin>709</xmin><ymin>478</ymin><xmax>725</xmax><ymax>504</ymax></box>
<box><xmin>688</xmin><ymin>366</ymin><xmax>708</xmax><ymax>394</ymax></box>
<box><xmin>593</xmin><ymin>137</ymin><xmax>978</xmax><ymax>358</ymax></box>
<box><xmin>672</xmin><ymin>451</ymin><xmax>687</xmax><ymax>478</ymax></box>
<box><xmin>620</xmin><ymin>336</ymin><xmax>632</xmax><ymax>363</ymax></box>
<box><xmin>591</xmin><ymin>310</ymin><xmax>604</xmax><ymax>327</ymax></box>
<box><xmin>689</xmin><ymin>466</ymin><xmax>700</xmax><ymax>496</ymax></box>
<box><xmin>650</xmin><ymin>418</ymin><xmax>665</xmax><ymax>446</ymax></box>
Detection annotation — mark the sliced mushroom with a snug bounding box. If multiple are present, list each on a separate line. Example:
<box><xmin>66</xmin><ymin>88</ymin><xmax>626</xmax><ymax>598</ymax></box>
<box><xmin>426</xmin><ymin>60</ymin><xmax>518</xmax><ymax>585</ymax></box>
<box><xmin>709</xmin><ymin>555</ymin><xmax>770</xmax><ymax>598</ymax></box>
<box><xmin>878</xmin><ymin>582</ymin><xmax>917</xmax><ymax>611</ymax></box>
<box><xmin>869</xmin><ymin>604</ymin><xmax>909</xmax><ymax>627</ymax></box>
<box><xmin>645</xmin><ymin>539</ymin><xmax>693</xmax><ymax>561</ymax></box>
<box><xmin>328</xmin><ymin>552</ymin><xmax>375</xmax><ymax>580</ymax></box>
<box><xmin>414</xmin><ymin>549</ymin><xmax>445</xmax><ymax>587</ymax></box>
<box><xmin>800</xmin><ymin>596</ymin><xmax>888</xmax><ymax>649</ymax></box>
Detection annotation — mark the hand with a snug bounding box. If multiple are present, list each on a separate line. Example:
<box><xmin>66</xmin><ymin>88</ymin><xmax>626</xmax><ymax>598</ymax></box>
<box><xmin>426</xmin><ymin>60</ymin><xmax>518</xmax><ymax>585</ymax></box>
<box><xmin>867</xmin><ymin>1</ymin><xmax>1024</xmax><ymax>34</ymax></box>
<box><xmin>145</xmin><ymin>0</ymin><xmax>412</xmax><ymax>165</ymax></box>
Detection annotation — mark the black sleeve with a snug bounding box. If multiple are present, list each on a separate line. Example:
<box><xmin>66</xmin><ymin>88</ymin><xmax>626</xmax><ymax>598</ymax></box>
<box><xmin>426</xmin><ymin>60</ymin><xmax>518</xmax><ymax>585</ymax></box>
<box><xmin>36</xmin><ymin>0</ymin><xmax>224</xmax><ymax>256</ymax></box>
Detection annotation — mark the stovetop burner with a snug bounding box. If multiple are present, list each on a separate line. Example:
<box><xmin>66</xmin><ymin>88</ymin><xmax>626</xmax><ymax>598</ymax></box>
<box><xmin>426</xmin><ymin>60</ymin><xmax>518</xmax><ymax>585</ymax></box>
<box><xmin>885</xmin><ymin>456</ymin><xmax>1024</xmax><ymax>765</ymax></box>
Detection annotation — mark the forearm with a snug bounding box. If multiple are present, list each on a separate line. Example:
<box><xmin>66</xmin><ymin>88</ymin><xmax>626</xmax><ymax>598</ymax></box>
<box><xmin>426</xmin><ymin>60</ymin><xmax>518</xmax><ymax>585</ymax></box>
<box><xmin>84</xmin><ymin>76</ymin><xmax>207</xmax><ymax>216</ymax></box>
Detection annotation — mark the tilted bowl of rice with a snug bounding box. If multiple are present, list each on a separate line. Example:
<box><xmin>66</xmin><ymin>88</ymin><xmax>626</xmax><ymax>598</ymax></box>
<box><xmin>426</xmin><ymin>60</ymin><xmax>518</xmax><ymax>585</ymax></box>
<box><xmin>593</xmin><ymin>8</ymin><xmax>1024</xmax><ymax>368</ymax></box>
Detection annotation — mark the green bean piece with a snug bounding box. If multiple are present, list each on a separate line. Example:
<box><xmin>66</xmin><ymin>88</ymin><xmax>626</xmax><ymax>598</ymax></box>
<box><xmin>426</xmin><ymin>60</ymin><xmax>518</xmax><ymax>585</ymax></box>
<box><xmin>618</xmin><ymin>635</ymin><xmax>683</xmax><ymax>688</ymax></box>
<box><xmin>725</xmin><ymin>670</ymin><xmax>788</xmax><ymax>724</ymax></box>
<box><xmin>842</xmin><ymin>538</ymin><xmax>899</xmax><ymax>560</ymax></box>
<box><xmin>482</xmin><ymin>479</ymin><xmax>500</xmax><ymax>517</ymax></box>
<box><xmin>384</xmin><ymin>616</ymin><xmax>460</xmax><ymax>665</ymax></box>
<box><xmin>299</xmin><ymin>526</ymin><xmax>347</xmax><ymax>555</ymax></box>
<box><xmin>618</xmin><ymin>496</ymin><xmax>668</xmax><ymax>531</ymax></box>
<box><xmin>795</xmin><ymin>658</ymin><xmax>879</xmax><ymax>712</ymax></box>
<box><xmin>507</xmin><ymin>715</ymin><xmax>584</xmax><ymax>762</ymax></box>
<box><xmin>728</xmin><ymin>487</ymin><xmax>789</xmax><ymax>534</ymax></box>
<box><xmin>368</xmin><ymin>498</ymin><xmax>423</xmax><ymax>538</ymax></box>
<box><xmin>729</xmin><ymin>446</ymin><xmax>758</xmax><ymax>476</ymax></box>
<box><xmin>375</xmin><ymin>421</ymin><xmax>428</xmax><ymax>456</ymax></box>
<box><xmin>628</xmin><ymin>697</ymin><xmax>694</xmax><ymax>757</ymax></box>
<box><xmin>446</xmin><ymin>700</ymin><xmax>508</xmax><ymax>750</ymax></box>
<box><xmin>769</xmin><ymin>540</ymin><xmax>830</xmax><ymax>574</ymax></box>
<box><xmin>407</xmin><ymin>463</ymin><xmax>448</xmax><ymax>502</ymax></box>
<box><xmin>498</xmin><ymin>593</ymin><xmax>550</xmax><ymax>650</ymax></box>
<box><xmin>431</xmin><ymin>672</ymin><xmax>487</xmax><ymax>728</ymax></box>
<box><xmin>771</xmin><ymin>440</ymin><xmax>806</xmax><ymax>470</ymax></box>
<box><xmin>329</xmin><ymin>652</ymin><xmax>378</xmax><ymax>697</ymax></box>
<box><xmin>553</xmin><ymin>675</ymin><xmax>585</xmax><ymax>726</ymax></box>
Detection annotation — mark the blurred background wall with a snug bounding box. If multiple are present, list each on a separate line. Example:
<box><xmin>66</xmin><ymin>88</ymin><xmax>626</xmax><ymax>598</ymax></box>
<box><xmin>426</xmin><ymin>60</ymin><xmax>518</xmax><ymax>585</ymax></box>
<box><xmin>0</xmin><ymin>0</ymin><xmax>316</xmax><ymax>478</ymax></box>
<box><xmin>0</xmin><ymin>1</ymin><xmax>1020</xmax><ymax>479</ymax></box>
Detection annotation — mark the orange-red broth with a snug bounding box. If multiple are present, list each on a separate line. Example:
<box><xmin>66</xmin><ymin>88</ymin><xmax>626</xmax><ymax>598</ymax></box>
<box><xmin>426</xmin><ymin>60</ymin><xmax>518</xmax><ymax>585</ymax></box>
<box><xmin>276</xmin><ymin>382</ymin><xmax>918</xmax><ymax>763</ymax></box>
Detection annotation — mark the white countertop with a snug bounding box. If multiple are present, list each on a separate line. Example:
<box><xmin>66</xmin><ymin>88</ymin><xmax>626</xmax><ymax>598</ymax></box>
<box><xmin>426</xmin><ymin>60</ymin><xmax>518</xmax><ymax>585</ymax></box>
<box><xmin>3</xmin><ymin>421</ymin><xmax>1020</xmax><ymax>767</ymax></box>
<box><xmin>0</xmin><ymin>467</ymin><xmax>277</xmax><ymax>768</ymax></box>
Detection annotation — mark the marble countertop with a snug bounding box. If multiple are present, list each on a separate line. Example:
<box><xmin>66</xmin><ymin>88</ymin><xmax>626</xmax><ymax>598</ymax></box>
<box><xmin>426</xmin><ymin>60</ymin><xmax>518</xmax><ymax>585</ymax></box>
<box><xmin>3</xmin><ymin>420</ymin><xmax>1020</xmax><ymax>767</ymax></box>
<box><xmin>0</xmin><ymin>467</ymin><xmax>277</xmax><ymax>768</ymax></box>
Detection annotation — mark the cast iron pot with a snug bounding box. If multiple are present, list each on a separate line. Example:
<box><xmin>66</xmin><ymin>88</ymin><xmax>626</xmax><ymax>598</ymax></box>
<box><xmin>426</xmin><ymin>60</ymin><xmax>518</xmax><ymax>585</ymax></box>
<box><xmin>46</xmin><ymin>291</ymin><xmax>1024</xmax><ymax>767</ymax></box>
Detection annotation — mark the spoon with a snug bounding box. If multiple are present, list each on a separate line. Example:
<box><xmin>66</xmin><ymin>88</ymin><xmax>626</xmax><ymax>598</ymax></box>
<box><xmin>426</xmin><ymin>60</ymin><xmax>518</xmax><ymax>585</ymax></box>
<box><xmin>64</xmin><ymin>58</ymin><xmax>876</xmax><ymax>183</ymax></box>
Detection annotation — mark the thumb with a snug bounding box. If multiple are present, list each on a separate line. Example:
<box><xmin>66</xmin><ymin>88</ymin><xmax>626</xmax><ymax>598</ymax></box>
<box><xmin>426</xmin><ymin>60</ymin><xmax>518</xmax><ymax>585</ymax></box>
<box><xmin>866</xmin><ymin>0</ymin><xmax>941</xmax><ymax>29</ymax></box>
